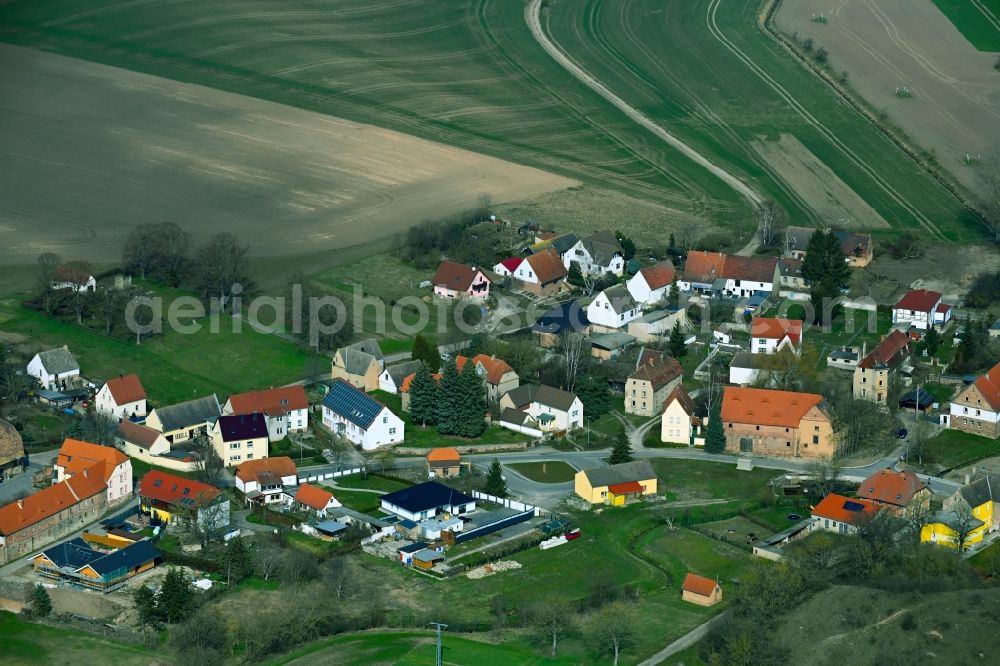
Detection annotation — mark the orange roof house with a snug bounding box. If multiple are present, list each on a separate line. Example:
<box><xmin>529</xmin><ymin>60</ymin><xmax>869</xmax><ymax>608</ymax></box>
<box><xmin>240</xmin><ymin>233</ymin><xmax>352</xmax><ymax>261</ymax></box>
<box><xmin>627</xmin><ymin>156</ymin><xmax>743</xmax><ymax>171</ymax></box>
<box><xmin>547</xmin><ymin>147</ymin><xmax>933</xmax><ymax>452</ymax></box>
<box><xmin>54</xmin><ymin>439</ymin><xmax>132</xmax><ymax>505</ymax></box>
<box><xmin>427</xmin><ymin>447</ymin><xmax>462</xmax><ymax>478</ymax></box>
<box><xmin>226</xmin><ymin>386</ymin><xmax>308</xmax><ymax>417</ymax></box>
<box><xmin>857</xmin><ymin>330</ymin><xmax>911</xmax><ymax>370</ymax></box>
<box><xmin>681</xmin><ymin>573</ymin><xmax>722</xmax><ymax>606</ymax></box>
<box><xmin>811</xmin><ymin>493</ymin><xmax>880</xmax><ymax>533</ymax></box>
<box><xmin>947</xmin><ymin>360</ymin><xmax>1000</xmax><ymax>438</ymax></box>
<box><xmin>856</xmin><ymin>469</ymin><xmax>929</xmax><ymax>513</ymax></box>
<box><xmin>721</xmin><ymin>387</ymin><xmax>834</xmax><ymax>458</ymax></box>
<box><xmin>234</xmin><ymin>456</ymin><xmax>298</xmax><ymax>485</ymax></box>
<box><xmin>0</xmin><ymin>473</ymin><xmax>107</xmax><ymax>539</ymax></box>
<box><xmin>751</xmin><ymin>317</ymin><xmax>803</xmax><ymax>353</ymax></box>
<box><xmin>294</xmin><ymin>484</ymin><xmax>339</xmax><ymax>513</ymax></box>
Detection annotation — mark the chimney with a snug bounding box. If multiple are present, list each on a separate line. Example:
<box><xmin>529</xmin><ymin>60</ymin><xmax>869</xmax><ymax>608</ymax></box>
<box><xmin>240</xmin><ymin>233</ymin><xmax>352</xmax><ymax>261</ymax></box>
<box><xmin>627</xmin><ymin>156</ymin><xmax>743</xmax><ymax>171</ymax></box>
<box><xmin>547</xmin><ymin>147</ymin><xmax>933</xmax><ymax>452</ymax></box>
<box><xmin>17</xmin><ymin>500</ymin><xmax>23</xmax><ymax>510</ymax></box>
<box><xmin>82</xmin><ymin>468</ymin><xmax>88</xmax><ymax>478</ymax></box>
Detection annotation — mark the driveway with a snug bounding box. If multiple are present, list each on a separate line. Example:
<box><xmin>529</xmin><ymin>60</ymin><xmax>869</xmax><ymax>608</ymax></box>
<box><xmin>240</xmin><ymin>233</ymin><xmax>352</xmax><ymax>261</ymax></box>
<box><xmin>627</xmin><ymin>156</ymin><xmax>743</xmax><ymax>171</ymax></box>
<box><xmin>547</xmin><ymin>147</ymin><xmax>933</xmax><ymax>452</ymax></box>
<box><xmin>0</xmin><ymin>447</ymin><xmax>59</xmax><ymax>504</ymax></box>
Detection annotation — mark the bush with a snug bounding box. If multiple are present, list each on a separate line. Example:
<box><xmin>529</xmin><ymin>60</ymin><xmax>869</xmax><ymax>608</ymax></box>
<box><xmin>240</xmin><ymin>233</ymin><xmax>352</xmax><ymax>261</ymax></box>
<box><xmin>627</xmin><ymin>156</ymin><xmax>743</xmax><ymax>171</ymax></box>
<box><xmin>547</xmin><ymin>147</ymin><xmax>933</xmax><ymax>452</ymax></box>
<box><xmin>900</xmin><ymin>613</ymin><xmax>917</xmax><ymax>631</ymax></box>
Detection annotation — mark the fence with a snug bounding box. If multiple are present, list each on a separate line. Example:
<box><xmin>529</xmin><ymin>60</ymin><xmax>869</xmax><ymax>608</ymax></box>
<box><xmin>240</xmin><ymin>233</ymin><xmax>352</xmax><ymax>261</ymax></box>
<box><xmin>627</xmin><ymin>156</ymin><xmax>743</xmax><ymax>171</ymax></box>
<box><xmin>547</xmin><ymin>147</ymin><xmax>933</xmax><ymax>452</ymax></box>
<box><xmin>471</xmin><ymin>491</ymin><xmax>539</xmax><ymax>514</ymax></box>
<box><xmin>298</xmin><ymin>466</ymin><xmax>364</xmax><ymax>484</ymax></box>
<box><xmin>454</xmin><ymin>508</ymin><xmax>536</xmax><ymax>544</ymax></box>
<box><xmin>100</xmin><ymin>504</ymin><xmax>139</xmax><ymax>527</ymax></box>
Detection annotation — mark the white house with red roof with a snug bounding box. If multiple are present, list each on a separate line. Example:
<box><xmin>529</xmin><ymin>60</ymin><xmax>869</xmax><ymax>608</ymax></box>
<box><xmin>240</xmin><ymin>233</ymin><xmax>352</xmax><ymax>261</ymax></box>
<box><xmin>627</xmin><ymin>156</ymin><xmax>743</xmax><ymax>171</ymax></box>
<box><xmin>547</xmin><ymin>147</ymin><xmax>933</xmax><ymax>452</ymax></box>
<box><xmin>510</xmin><ymin>248</ymin><xmax>568</xmax><ymax>296</ymax></box>
<box><xmin>294</xmin><ymin>484</ymin><xmax>341</xmax><ymax>517</ymax></box>
<box><xmin>224</xmin><ymin>386</ymin><xmax>309</xmax><ymax>442</ymax></box>
<box><xmin>892</xmin><ymin>289</ymin><xmax>951</xmax><ymax>330</ymax></box>
<box><xmin>944</xmin><ymin>360</ymin><xmax>1000</xmax><ymax>439</ymax></box>
<box><xmin>810</xmin><ymin>493</ymin><xmax>880</xmax><ymax>535</ymax></box>
<box><xmin>492</xmin><ymin>256</ymin><xmax>523</xmax><ymax>277</ymax></box>
<box><xmin>626</xmin><ymin>261</ymin><xmax>676</xmax><ymax>305</ymax></box>
<box><xmin>95</xmin><ymin>374</ymin><xmax>147</xmax><ymax>421</ymax></box>
<box><xmin>750</xmin><ymin>317</ymin><xmax>803</xmax><ymax>355</ymax></box>
<box><xmin>54</xmin><ymin>438</ymin><xmax>132</xmax><ymax>506</ymax></box>
<box><xmin>432</xmin><ymin>261</ymin><xmax>490</xmax><ymax>300</ymax></box>
<box><xmin>234</xmin><ymin>457</ymin><xmax>298</xmax><ymax>505</ymax></box>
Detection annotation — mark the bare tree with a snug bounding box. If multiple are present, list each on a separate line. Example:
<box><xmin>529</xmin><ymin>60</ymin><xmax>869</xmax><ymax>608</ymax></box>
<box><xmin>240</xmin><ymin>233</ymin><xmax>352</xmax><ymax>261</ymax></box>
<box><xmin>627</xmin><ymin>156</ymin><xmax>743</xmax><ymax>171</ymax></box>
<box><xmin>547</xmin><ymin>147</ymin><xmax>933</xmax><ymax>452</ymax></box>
<box><xmin>122</xmin><ymin>222</ymin><xmax>192</xmax><ymax>286</ymax></box>
<box><xmin>193</xmin><ymin>435</ymin><xmax>225</xmax><ymax>486</ymax></box>
<box><xmin>372</xmin><ymin>448</ymin><xmax>396</xmax><ymax>474</ymax></box>
<box><xmin>192</xmin><ymin>494</ymin><xmax>231</xmax><ymax>548</ymax></box>
<box><xmin>807</xmin><ymin>456</ymin><xmax>843</xmax><ymax>498</ymax></box>
<box><xmin>36</xmin><ymin>252</ymin><xmax>61</xmax><ymax>313</ymax></box>
<box><xmin>950</xmin><ymin>498</ymin><xmax>980</xmax><ymax>552</ymax></box>
<box><xmin>560</xmin><ymin>332</ymin><xmax>585</xmax><ymax>392</ymax></box>
<box><xmin>323</xmin><ymin>556</ymin><xmax>352</xmax><ymax>599</ymax></box>
<box><xmin>477</xmin><ymin>192</ymin><xmax>494</xmax><ymax>220</ymax></box>
<box><xmin>194</xmin><ymin>233</ymin><xmax>251</xmax><ymax>310</ymax></box>
<box><xmin>279</xmin><ymin>548</ymin><xmax>319</xmax><ymax>587</ymax></box>
<box><xmin>978</xmin><ymin>152</ymin><xmax>1000</xmax><ymax>242</ymax></box>
<box><xmin>254</xmin><ymin>544</ymin><xmax>283</xmax><ymax>582</ymax></box>
<box><xmin>586</xmin><ymin>602</ymin><xmax>638</xmax><ymax>666</ymax></box>
<box><xmin>532</xmin><ymin>599</ymin><xmax>575</xmax><ymax>657</ymax></box>
<box><xmin>908</xmin><ymin>418</ymin><xmax>930</xmax><ymax>467</ymax></box>
<box><xmin>755</xmin><ymin>200</ymin><xmax>783</xmax><ymax>247</ymax></box>
<box><xmin>675</xmin><ymin>225</ymin><xmax>701</xmax><ymax>254</ymax></box>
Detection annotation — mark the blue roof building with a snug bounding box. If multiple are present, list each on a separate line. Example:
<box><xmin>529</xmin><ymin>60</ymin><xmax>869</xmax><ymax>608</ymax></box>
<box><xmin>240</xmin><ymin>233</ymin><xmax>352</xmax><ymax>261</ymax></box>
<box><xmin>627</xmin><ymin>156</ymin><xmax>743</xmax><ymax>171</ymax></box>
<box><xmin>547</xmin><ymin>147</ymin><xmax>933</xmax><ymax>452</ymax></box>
<box><xmin>380</xmin><ymin>481</ymin><xmax>476</xmax><ymax>522</ymax></box>
<box><xmin>320</xmin><ymin>379</ymin><xmax>404</xmax><ymax>450</ymax></box>
<box><xmin>35</xmin><ymin>538</ymin><xmax>160</xmax><ymax>593</ymax></box>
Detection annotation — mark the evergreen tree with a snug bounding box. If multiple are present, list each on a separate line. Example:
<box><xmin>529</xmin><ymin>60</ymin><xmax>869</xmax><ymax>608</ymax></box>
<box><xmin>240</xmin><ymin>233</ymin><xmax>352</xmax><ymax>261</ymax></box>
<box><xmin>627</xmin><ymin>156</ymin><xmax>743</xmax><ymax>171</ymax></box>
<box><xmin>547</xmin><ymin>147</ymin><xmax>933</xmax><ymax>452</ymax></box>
<box><xmin>158</xmin><ymin>567</ymin><xmax>194</xmax><ymax>624</ymax></box>
<box><xmin>224</xmin><ymin>537</ymin><xmax>253</xmax><ymax>584</ymax></box>
<box><xmin>577</xmin><ymin>374</ymin><xmax>612</xmax><ymax>419</ymax></box>
<box><xmin>411</xmin><ymin>334</ymin><xmax>441</xmax><ymax>372</ymax></box>
<box><xmin>924</xmin><ymin>325</ymin><xmax>941</xmax><ymax>356</ymax></box>
<box><xmin>666</xmin><ymin>233</ymin><xmax>677</xmax><ymax>257</ymax></box>
<box><xmin>616</xmin><ymin>232</ymin><xmax>636</xmax><ymax>260</ymax></box>
<box><xmin>485</xmin><ymin>458</ymin><xmax>508</xmax><ymax>497</ymax></box>
<box><xmin>669</xmin><ymin>322</ymin><xmax>687</xmax><ymax>358</ymax></box>
<box><xmin>567</xmin><ymin>261</ymin><xmax>584</xmax><ymax>288</ymax></box>
<box><xmin>458</xmin><ymin>360</ymin><xmax>487</xmax><ymax>438</ymax></box>
<box><xmin>30</xmin><ymin>584</ymin><xmax>52</xmax><ymax>618</ymax></box>
<box><xmin>466</xmin><ymin>331</ymin><xmax>490</xmax><ymax>357</ymax></box>
<box><xmin>408</xmin><ymin>363</ymin><xmax>439</xmax><ymax>426</ymax></box>
<box><xmin>704</xmin><ymin>401</ymin><xmax>726</xmax><ymax>454</ymax></box>
<box><xmin>436</xmin><ymin>357</ymin><xmax>461</xmax><ymax>435</ymax></box>
<box><xmin>133</xmin><ymin>584</ymin><xmax>160</xmax><ymax>626</ymax></box>
<box><xmin>609</xmin><ymin>434</ymin><xmax>633</xmax><ymax>465</ymax></box>
<box><xmin>667</xmin><ymin>273</ymin><xmax>680</xmax><ymax>309</ymax></box>
<box><xmin>801</xmin><ymin>230</ymin><xmax>849</xmax><ymax>324</ymax></box>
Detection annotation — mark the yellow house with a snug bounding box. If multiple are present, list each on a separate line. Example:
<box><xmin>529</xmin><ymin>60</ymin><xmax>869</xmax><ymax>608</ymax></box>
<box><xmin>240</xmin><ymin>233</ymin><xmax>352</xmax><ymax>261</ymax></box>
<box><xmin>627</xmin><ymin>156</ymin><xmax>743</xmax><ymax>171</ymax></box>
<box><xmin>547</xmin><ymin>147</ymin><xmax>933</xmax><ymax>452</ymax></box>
<box><xmin>921</xmin><ymin>474</ymin><xmax>998</xmax><ymax>549</ymax></box>
<box><xmin>575</xmin><ymin>460</ymin><xmax>657</xmax><ymax>505</ymax></box>
<box><xmin>331</xmin><ymin>339</ymin><xmax>384</xmax><ymax>392</ymax></box>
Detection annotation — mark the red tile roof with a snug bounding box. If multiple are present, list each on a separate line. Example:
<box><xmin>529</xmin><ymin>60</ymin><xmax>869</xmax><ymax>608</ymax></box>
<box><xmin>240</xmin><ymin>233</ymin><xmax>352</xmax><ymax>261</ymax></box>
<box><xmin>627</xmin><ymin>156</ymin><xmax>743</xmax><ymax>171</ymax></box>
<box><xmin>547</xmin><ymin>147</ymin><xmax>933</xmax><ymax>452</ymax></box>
<box><xmin>103</xmin><ymin>374</ymin><xmax>146</xmax><ymax>404</ymax></box>
<box><xmin>116</xmin><ymin>420</ymin><xmax>164</xmax><ymax>448</ymax></box>
<box><xmin>52</xmin><ymin>265</ymin><xmax>92</xmax><ymax>284</ymax></box>
<box><xmin>139</xmin><ymin>470</ymin><xmax>220</xmax><ymax>506</ymax></box>
<box><xmin>498</xmin><ymin>257</ymin><xmax>523</xmax><ymax>273</ymax></box>
<box><xmin>721</xmin><ymin>387</ymin><xmax>824</xmax><ymax>428</ymax></box>
<box><xmin>629</xmin><ymin>357</ymin><xmax>683</xmax><ymax>391</ymax></box>
<box><xmin>56</xmin><ymin>439</ymin><xmax>129</xmax><ymax>484</ymax></box>
<box><xmin>894</xmin><ymin>289</ymin><xmax>942</xmax><ymax>313</ymax></box>
<box><xmin>663</xmin><ymin>386</ymin><xmax>696</xmax><ymax>416</ymax></box>
<box><xmin>682</xmin><ymin>573</ymin><xmax>719</xmax><ymax>597</ymax></box>
<box><xmin>234</xmin><ymin>456</ymin><xmax>298</xmax><ymax>483</ymax></box>
<box><xmin>432</xmin><ymin>261</ymin><xmax>488</xmax><ymax>292</ymax></box>
<box><xmin>426</xmin><ymin>447</ymin><xmax>461</xmax><ymax>463</ymax></box>
<box><xmin>751</xmin><ymin>317</ymin><xmax>803</xmax><ymax>343</ymax></box>
<box><xmin>858</xmin><ymin>330</ymin><xmax>911</xmax><ymax>370</ymax></box>
<box><xmin>936</xmin><ymin>303</ymin><xmax>951</xmax><ymax>314</ymax></box>
<box><xmin>857</xmin><ymin>469</ymin><xmax>927</xmax><ymax>507</ymax></box>
<box><xmin>401</xmin><ymin>371</ymin><xmax>442</xmax><ymax>394</ymax></box>
<box><xmin>638</xmin><ymin>261</ymin><xmax>676</xmax><ymax>290</ymax></box>
<box><xmin>608</xmin><ymin>481</ymin><xmax>644</xmax><ymax>495</ymax></box>
<box><xmin>227</xmin><ymin>386</ymin><xmax>308</xmax><ymax>417</ymax></box>
<box><xmin>972</xmin><ymin>361</ymin><xmax>1000</xmax><ymax>411</ymax></box>
<box><xmin>472</xmin><ymin>354</ymin><xmax>516</xmax><ymax>385</ymax></box>
<box><xmin>812</xmin><ymin>493</ymin><xmax>879</xmax><ymax>524</ymax></box>
<box><xmin>682</xmin><ymin>252</ymin><xmax>777</xmax><ymax>284</ymax></box>
<box><xmin>294</xmin><ymin>484</ymin><xmax>334</xmax><ymax>511</ymax></box>
<box><xmin>682</xmin><ymin>251</ymin><xmax>727</xmax><ymax>283</ymax></box>
<box><xmin>0</xmin><ymin>473</ymin><xmax>107</xmax><ymax>536</ymax></box>
<box><xmin>524</xmin><ymin>248</ymin><xmax>568</xmax><ymax>285</ymax></box>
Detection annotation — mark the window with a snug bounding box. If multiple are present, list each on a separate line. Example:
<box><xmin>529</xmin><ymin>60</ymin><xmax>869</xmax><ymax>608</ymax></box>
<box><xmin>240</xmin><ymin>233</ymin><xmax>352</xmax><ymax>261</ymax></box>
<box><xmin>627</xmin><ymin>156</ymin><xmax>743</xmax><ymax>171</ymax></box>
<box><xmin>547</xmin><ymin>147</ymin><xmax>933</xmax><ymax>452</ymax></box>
<box><xmin>572</xmin><ymin>410</ymin><xmax>579</xmax><ymax>417</ymax></box>
<box><xmin>755</xmin><ymin>425</ymin><xmax>760</xmax><ymax>431</ymax></box>
<box><xmin>812</xmin><ymin>435</ymin><xmax>819</xmax><ymax>444</ymax></box>
<box><xmin>383</xmin><ymin>416</ymin><xmax>388</xmax><ymax>424</ymax></box>
<box><xmin>389</xmin><ymin>427</ymin><xmax>396</xmax><ymax>435</ymax></box>
<box><xmin>786</xmin><ymin>442</ymin><xmax>791</xmax><ymax>447</ymax></box>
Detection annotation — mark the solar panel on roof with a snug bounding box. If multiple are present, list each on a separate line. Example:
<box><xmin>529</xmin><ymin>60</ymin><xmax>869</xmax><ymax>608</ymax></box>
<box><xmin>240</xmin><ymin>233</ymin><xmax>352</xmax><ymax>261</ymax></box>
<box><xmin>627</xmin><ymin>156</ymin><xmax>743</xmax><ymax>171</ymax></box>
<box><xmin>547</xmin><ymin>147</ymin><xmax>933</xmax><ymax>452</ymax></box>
<box><xmin>843</xmin><ymin>500</ymin><xmax>866</xmax><ymax>512</ymax></box>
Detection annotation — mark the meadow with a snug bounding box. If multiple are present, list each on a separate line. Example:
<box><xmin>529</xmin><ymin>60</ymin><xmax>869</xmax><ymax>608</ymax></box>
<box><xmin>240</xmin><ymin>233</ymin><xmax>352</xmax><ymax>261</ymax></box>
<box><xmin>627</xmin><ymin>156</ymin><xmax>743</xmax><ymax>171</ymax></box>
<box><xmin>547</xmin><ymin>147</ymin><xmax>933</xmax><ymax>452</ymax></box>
<box><xmin>932</xmin><ymin>0</ymin><xmax>1000</xmax><ymax>51</ymax></box>
<box><xmin>0</xmin><ymin>611</ymin><xmax>165</xmax><ymax>666</ymax></box>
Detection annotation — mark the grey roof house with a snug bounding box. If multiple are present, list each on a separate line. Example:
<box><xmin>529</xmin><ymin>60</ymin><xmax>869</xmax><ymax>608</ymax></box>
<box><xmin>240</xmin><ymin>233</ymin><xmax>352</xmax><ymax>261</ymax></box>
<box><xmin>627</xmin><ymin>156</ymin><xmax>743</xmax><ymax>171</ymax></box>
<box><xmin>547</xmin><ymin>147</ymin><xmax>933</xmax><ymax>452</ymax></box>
<box><xmin>146</xmin><ymin>394</ymin><xmax>221</xmax><ymax>442</ymax></box>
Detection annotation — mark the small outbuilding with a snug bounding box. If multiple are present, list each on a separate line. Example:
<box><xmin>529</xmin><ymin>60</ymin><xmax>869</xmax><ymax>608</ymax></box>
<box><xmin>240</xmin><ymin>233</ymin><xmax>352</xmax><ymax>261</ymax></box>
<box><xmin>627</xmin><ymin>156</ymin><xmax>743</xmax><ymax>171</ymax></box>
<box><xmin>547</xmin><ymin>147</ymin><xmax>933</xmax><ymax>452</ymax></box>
<box><xmin>412</xmin><ymin>548</ymin><xmax>445</xmax><ymax>570</ymax></box>
<box><xmin>681</xmin><ymin>573</ymin><xmax>722</xmax><ymax>607</ymax></box>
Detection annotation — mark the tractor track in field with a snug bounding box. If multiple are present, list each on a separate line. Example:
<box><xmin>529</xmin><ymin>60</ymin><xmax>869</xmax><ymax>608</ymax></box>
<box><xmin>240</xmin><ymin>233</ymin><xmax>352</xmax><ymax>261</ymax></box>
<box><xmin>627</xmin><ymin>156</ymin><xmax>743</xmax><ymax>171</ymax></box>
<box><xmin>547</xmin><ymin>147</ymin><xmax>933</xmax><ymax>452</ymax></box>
<box><xmin>526</xmin><ymin>0</ymin><xmax>764</xmax><ymax>210</ymax></box>
<box><xmin>706</xmin><ymin>0</ymin><xmax>946</xmax><ymax>241</ymax></box>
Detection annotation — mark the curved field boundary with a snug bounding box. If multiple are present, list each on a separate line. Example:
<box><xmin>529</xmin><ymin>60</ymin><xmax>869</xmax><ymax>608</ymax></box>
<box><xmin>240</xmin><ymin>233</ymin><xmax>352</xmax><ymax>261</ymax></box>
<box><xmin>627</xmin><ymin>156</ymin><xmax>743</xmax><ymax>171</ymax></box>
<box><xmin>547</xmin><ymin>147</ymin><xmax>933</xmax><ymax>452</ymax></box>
<box><xmin>706</xmin><ymin>0</ymin><xmax>946</xmax><ymax>241</ymax></box>
<box><xmin>762</xmin><ymin>0</ymin><xmax>983</xmax><ymax>238</ymax></box>
<box><xmin>525</xmin><ymin>0</ymin><xmax>764</xmax><ymax>208</ymax></box>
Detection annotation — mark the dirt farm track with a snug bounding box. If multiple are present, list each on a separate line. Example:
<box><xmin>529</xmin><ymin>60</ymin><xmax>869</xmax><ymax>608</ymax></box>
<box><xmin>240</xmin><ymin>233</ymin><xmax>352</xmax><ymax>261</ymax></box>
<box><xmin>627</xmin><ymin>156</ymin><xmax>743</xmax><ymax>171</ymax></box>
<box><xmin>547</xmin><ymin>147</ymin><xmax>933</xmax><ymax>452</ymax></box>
<box><xmin>0</xmin><ymin>44</ymin><xmax>576</xmax><ymax>264</ymax></box>
<box><xmin>776</xmin><ymin>0</ymin><xmax>1000</xmax><ymax>197</ymax></box>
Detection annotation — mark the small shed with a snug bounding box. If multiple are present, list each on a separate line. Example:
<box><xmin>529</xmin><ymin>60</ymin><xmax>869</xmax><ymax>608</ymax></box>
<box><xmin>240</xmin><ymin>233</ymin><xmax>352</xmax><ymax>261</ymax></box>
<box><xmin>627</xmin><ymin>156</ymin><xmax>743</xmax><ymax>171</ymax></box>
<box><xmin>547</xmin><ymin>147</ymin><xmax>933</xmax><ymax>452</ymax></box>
<box><xmin>898</xmin><ymin>388</ymin><xmax>934</xmax><ymax>411</ymax></box>
<box><xmin>412</xmin><ymin>548</ymin><xmax>444</xmax><ymax>570</ymax></box>
<box><xmin>681</xmin><ymin>573</ymin><xmax>722</xmax><ymax>607</ymax></box>
<box><xmin>398</xmin><ymin>542</ymin><xmax>427</xmax><ymax>565</ymax></box>
<box><xmin>314</xmin><ymin>520</ymin><xmax>349</xmax><ymax>537</ymax></box>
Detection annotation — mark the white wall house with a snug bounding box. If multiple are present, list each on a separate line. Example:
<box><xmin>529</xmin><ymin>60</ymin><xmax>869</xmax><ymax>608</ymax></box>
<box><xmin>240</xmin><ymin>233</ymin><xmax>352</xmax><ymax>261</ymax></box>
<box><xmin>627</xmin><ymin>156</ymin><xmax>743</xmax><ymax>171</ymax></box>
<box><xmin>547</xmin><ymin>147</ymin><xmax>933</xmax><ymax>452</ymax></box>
<box><xmin>55</xmin><ymin>439</ymin><xmax>133</xmax><ymax>506</ymax></box>
<box><xmin>223</xmin><ymin>386</ymin><xmax>309</xmax><ymax>443</ymax></box>
<box><xmin>95</xmin><ymin>374</ymin><xmax>147</xmax><ymax>421</ymax></box>
<box><xmin>234</xmin><ymin>457</ymin><xmax>299</xmax><ymax>505</ymax></box>
<box><xmin>26</xmin><ymin>347</ymin><xmax>80</xmax><ymax>391</ymax></box>
<box><xmin>678</xmin><ymin>252</ymin><xmax>779</xmax><ymax>298</ymax></box>
<box><xmin>563</xmin><ymin>231</ymin><xmax>625</xmax><ymax>277</ymax></box>
<box><xmin>526</xmin><ymin>386</ymin><xmax>583</xmax><ymax>432</ymax></box>
<box><xmin>750</xmin><ymin>318</ymin><xmax>803</xmax><ymax>355</ymax></box>
<box><xmin>626</xmin><ymin>262</ymin><xmax>675</xmax><ymax>305</ymax></box>
<box><xmin>379</xmin><ymin>481</ymin><xmax>476</xmax><ymax>522</ymax></box>
<box><xmin>321</xmin><ymin>379</ymin><xmax>403</xmax><ymax>450</ymax></box>
<box><xmin>587</xmin><ymin>285</ymin><xmax>640</xmax><ymax>330</ymax></box>
<box><xmin>892</xmin><ymin>289</ymin><xmax>951</xmax><ymax>330</ymax></box>
<box><xmin>50</xmin><ymin>273</ymin><xmax>96</xmax><ymax>292</ymax></box>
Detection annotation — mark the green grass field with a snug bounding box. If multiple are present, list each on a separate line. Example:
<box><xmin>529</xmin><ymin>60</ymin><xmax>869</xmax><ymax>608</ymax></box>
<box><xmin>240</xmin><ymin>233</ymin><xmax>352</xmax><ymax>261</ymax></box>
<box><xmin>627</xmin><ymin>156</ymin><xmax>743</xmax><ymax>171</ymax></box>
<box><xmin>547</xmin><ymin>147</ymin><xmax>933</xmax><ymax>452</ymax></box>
<box><xmin>267</xmin><ymin>631</ymin><xmax>581</xmax><ymax>666</ymax></box>
<box><xmin>923</xmin><ymin>429</ymin><xmax>1000</xmax><ymax>471</ymax></box>
<box><xmin>0</xmin><ymin>300</ymin><xmax>322</xmax><ymax>405</ymax></box>
<box><xmin>0</xmin><ymin>0</ymin><xmax>975</xmax><ymax>242</ymax></box>
<box><xmin>650</xmin><ymin>459</ymin><xmax>778</xmax><ymax>505</ymax></box>
<box><xmin>508</xmin><ymin>460</ymin><xmax>577</xmax><ymax>483</ymax></box>
<box><xmin>0</xmin><ymin>611</ymin><xmax>164</xmax><ymax>666</ymax></box>
<box><xmin>933</xmin><ymin>0</ymin><xmax>1000</xmax><ymax>51</ymax></box>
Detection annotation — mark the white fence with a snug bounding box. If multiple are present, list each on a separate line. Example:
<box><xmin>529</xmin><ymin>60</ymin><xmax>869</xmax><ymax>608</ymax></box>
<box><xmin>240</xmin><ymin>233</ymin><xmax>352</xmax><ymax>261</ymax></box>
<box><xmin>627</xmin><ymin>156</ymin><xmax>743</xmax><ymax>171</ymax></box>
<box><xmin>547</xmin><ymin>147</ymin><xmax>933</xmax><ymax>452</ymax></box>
<box><xmin>298</xmin><ymin>466</ymin><xmax>365</xmax><ymax>484</ymax></box>
<box><xmin>472</xmin><ymin>491</ymin><xmax>541</xmax><ymax>516</ymax></box>
<box><xmin>496</xmin><ymin>421</ymin><xmax>544</xmax><ymax>439</ymax></box>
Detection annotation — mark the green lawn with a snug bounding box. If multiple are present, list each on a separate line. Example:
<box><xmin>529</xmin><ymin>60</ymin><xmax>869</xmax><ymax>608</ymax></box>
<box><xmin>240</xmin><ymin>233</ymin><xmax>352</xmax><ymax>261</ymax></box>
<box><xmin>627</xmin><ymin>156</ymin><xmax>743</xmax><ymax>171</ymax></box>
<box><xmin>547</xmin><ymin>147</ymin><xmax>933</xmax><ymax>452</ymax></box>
<box><xmin>923</xmin><ymin>429</ymin><xmax>1000</xmax><ymax>471</ymax></box>
<box><xmin>507</xmin><ymin>461</ymin><xmax>577</xmax><ymax>483</ymax></box>
<box><xmin>332</xmin><ymin>473</ymin><xmax>410</xmax><ymax>493</ymax></box>
<box><xmin>0</xmin><ymin>611</ymin><xmax>163</xmax><ymax>665</ymax></box>
<box><xmin>0</xmin><ymin>302</ymin><xmax>323</xmax><ymax>405</ymax></box>
<box><xmin>932</xmin><ymin>0</ymin><xmax>1000</xmax><ymax>51</ymax></box>
<box><xmin>285</xmin><ymin>530</ymin><xmax>340</xmax><ymax>556</ymax></box>
<box><xmin>266</xmin><ymin>631</ymin><xmax>581</xmax><ymax>666</ymax></box>
<box><xmin>322</xmin><ymin>487</ymin><xmax>384</xmax><ymax>515</ymax></box>
<box><xmin>650</xmin><ymin>459</ymin><xmax>778</xmax><ymax>505</ymax></box>
<box><xmin>743</xmin><ymin>503</ymin><xmax>809</xmax><ymax>532</ymax></box>
<box><xmin>128</xmin><ymin>457</ymin><xmax>198</xmax><ymax>481</ymax></box>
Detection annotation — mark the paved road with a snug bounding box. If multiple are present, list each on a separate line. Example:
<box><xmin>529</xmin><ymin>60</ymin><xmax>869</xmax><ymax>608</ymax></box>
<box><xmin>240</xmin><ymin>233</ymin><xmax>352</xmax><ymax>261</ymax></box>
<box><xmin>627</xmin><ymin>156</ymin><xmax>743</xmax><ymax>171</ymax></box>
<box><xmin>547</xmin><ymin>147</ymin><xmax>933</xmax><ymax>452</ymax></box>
<box><xmin>638</xmin><ymin>610</ymin><xmax>730</xmax><ymax>666</ymax></box>
<box><xmin>0</xmin><ymin>447</ymin><xmax>59</xmax><ymax>504</ymax></box>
